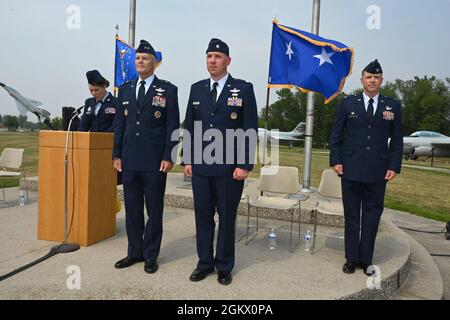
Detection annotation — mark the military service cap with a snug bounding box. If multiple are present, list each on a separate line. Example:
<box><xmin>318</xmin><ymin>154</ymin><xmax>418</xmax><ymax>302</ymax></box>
<box><xmin>136</xmin><ymin>39</ymin><xmax>156</xmax><ymax>57</ymax></box>
<box><xmin>206</xmin><ymin>38</ymin><xmax>229</xmax><ymax>56</ymax></box>
<box><xmin>363</xmin><ymin>59</ymin><xmax>383</xmax><ymax>74</ymax></box>
<box><xmin>86</xmin><ymin>70</ymin><xmax>109</xmax><ymax>87</ymax></box>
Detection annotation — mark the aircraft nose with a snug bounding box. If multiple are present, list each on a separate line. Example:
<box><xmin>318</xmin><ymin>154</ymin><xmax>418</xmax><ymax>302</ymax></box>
<box><xmin>0</xmin><ymin>82</ymin><xmax>5</xmax><ymax>87</ymax></box>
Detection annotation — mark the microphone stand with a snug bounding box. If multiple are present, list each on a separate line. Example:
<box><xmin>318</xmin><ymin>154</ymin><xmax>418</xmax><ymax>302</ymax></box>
<box><xmin>52</xmin><ymin>112</ymin><xmax>81</xmax><ymax>253</ymax></box>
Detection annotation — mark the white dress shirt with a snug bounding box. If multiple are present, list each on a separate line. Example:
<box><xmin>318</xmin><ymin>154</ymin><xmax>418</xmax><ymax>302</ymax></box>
<box><xmin>363</xmin><ymin>92</ymin><xmax>379</xmax><ymax>115</ymax></box>
<box><xmin>135</xmin><ymin>74</ymin><xmax>155</xmax><ymax>99</ymax></box>
<box><xmin>94</xmin><ymin>92</ymin><xmax>109</xmax><ymax>116</ymax></box>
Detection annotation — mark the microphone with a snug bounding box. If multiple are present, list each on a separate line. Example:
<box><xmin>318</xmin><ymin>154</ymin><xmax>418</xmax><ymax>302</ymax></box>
<box><xmin>72</xmin><ymin>105</ymin><xmax>85</xmax><ymax>115</ymax></box>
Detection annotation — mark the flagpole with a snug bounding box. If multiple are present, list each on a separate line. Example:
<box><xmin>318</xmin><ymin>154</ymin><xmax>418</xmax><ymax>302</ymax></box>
<box><xmin>128</xmin><ymin>0</ymin><xmax>136</xmax><ymax>48</ymax></box>
<box><xmin>263</xmin><ymin>15</ymin><xmax>277</xmax><ymax>169</ymax></box>
<box><xmin>262</xmin><ymin>87</ymin><xmax>270</xmax><ymax>166</ymax></box>
<box><xmin>302</xmin><ymin>0</ymin><xmax>321</xmax><ymax>192</ymax></box>
<box><xmin>114</xmin><ymin>25</ymin><xmax>119</xmax><ymax>98</ymax></box>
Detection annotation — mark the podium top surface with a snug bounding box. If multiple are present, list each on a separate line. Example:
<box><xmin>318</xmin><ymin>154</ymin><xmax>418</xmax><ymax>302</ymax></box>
<box><xmin>39</xmin><ymin>130</ymin><xmax>114</xmax><ymax>149</ymax></box>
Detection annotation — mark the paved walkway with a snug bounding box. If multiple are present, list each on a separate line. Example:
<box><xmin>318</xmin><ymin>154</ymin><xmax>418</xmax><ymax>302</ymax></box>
<box><xmin>384</xmin><ymin>209</ymin><xmax>449</xmax><ymax>299</ymax></box>
<box><xmin>402</xmin><ymin>164</ymin><xmax>450</xmax><ymax>174</ymax></box>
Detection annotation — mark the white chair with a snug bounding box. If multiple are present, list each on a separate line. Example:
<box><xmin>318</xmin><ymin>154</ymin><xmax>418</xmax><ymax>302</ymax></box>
<box><xmin>0</xmin><ymin>148</ymin><xmax>27</xmax><ymax>201</ymax></box>
<box><xmin>310</xmin><ymin>169</ymin><xmax>344</xmax><ymax>254</ymax></box>
<box><xmin>244</xmin><ymin>166</ymin><xmax>305</xmax><ymax>252</ymax></box>
<box><xmin>317</xmin><ymin>169</ymin><xmax>343</xmax><ymax>216</ymax></box>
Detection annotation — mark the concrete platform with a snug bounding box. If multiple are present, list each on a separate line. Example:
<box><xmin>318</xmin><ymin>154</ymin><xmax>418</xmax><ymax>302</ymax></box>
<box><xmin>22</xmin><ymin>174</ymin><xmax>346</xmax><ymax>227</ymax></box>
<box><xmin>0</xmin><ymin>187</ymin><xmax>414</xmax><ymax>300</ymax></box>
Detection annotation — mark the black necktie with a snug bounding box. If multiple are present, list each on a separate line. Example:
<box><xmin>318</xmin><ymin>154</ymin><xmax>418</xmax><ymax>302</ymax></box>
<box><xmin>367</xmin><ymin>98</ymin><xmax>374</xmax><ymax>123</ymax></box>
<box><xmin>211</xmin><ymin>82</ymin><xmax>218</xmax><ymax>109</ymax></box>
<box><xmin>138</xmin><ymin>80</ymin><xmax>146</xmax><ymax>108</ymax></box>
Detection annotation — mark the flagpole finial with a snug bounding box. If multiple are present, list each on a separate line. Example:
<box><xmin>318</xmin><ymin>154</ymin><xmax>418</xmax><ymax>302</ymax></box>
<box><xmin>115</xmin><ymin>24</ymin><xmax>119</xmax><ymax>36</ymax></box>
<box><xmin>274</xmin><ymin>9</ymin><xmax>278</xmax><ymax>22</ymax></box>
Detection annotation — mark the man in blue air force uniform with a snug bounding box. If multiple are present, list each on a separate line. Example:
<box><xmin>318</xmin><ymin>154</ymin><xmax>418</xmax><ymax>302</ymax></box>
<box><xmin>329</xmin><ymin>59</ymin><xmax>403</xmax><ymax>276</ymax></box>
<box><xmin>183</xmin><ymin>38</ymin><xmax>258</xmax><ymax>285</ymax></box>
<box><xmin>113</xmin><ymin>40</ymin><xmax>180</xmax><ymax>274</ymax></box>
<box><xmin>78</xmin><ymin>70</ymin><xmax>117</xmax><ymax>132</ymax></box>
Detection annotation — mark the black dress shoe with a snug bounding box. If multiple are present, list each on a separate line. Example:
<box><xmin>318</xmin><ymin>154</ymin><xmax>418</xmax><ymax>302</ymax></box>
<box><xmin>360</xmin><ymin>264</ymin><xmax>375</xmax><ymax>276</ymax></box>
<box><xmin>189</xmin><ymin>267</ymin><xmax>215</xmax><ymax>282</ymax></box>
<box><xmin>217</xmin><ymin>271</ymin><xmax>232</xmax><ymax>285</ymax></box>
<box><xmin>144</xmin><ymin>260</ymin><xmax>159</xmax><ymax>274</ymax></box>
<box><xmin>342</xmin><ymin>260</ymin><xmax>357</xmax><ymax>274</ymax></box>
<box><xmin>114</xmin><ymin>257</ymin><xmax>144</xmax><ymax>269</ymax></box>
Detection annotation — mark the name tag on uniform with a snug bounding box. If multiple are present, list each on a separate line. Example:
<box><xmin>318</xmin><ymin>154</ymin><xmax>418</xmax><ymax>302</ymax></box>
<box><xmin>152</xmin><ymin>96</ymin><xmax>166</xmax><ymax>107</ymax></box>
<box><xmin>105</xmin><ymin>107</ymin><xmax>116</xmax><ymax>114</ymax></box>
<box><xmin>348</xmin><ymin>112</ymin><xmax>358</xmax><ymax>119</ymax></box>
<box><xmin>122</xmin><ymin>101</ymin><xmax>130</xmax><ymax>106</ymax></box>
<box><xmin>193</xmin><ymin>102</ymin><xmax>200</xmax><ymax>106</ymax></box>
<box><xmin>227</xmin><ymin>97</ymin><xmax>243</xmax><ymax>107</ymax></box>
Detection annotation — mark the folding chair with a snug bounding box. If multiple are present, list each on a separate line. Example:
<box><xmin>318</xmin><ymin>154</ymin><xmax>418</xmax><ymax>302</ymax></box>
<box><xmin>244</xmin><ymin>166</ymin><xmax>304</xmax><ymax>252</ymax></box>
<box><xmin>311</xmin><ymin>169</ymin><xmax>344</xmax><ymax>254</ymax></box>
<box><xmin>0</xmin><ymin>148</ymin><xmax>27</xmax><ymax>202</ymax></box>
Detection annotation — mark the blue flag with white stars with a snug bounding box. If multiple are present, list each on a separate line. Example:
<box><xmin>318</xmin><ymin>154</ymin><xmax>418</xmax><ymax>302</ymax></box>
<box><xmin>268</xmin><ymin>21</ymin><xmax>354</xmax><ymax>103</ymax></box>
<box><xmin>114</xmin><ymin>36</ymin><xmax>162</xmax><ymax>90</ymax></box>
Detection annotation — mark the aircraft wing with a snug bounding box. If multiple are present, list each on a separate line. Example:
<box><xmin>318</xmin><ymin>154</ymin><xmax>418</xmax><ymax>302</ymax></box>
<box><xmin>271</xmin><ymin>136</ymin><xmax>304</xmax><ymax>142</ymax></box>
<box><xmin>14</xmin><ymin>100</ymin><xmax>29</xmax><ymax>116</ymax></box>
<box><xmin>27</xmin><ymin>98</ymin><xmax>44</xmax><ymax>108</ymax></box>
<box><xmin>431</xmin><ymin>142</ymin><xmax>450</xmax><ymax>150</ymax></box>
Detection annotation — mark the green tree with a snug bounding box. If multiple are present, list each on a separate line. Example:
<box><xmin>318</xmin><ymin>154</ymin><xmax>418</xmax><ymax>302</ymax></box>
<box><xmin>260</xmin><ymin>88</ymin><xmax>340</xmax><ymax>148</ymax></box>
<box><xmin>381</xmin><ymin>76</ymin><xmax>450</xmax><ymax>135</ymax></box>
<box><xmin>260</xmin><ymin>88</ymin><xmax>306</xmax><ymax>132</ymax></box>
<box><xmin>18</xmin><ymin>115</ymin><xmax>28</xmax><ymax>129</ymax></box>
<box><xmin>260</xmin><ymin>76</ymin><xmax>450</xmax><ymax>149</ymax></box>
<box><xmin>3</xmin><ymin>115</ymin><xmax>19</xmax><ymax>131</ymax></box>
<box><xmin>50</xmin><ymin>117</ymin><xmax>63</xmax><ymax>130</ymax></box>
<box><xmin>313</xmin><ymin>94</ymin><xmax>341</xmax><ymax>148</ymax></box>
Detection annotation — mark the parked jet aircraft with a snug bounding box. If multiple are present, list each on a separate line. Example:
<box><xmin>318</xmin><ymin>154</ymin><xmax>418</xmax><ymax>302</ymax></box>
<box><xmin>403</xmin><ymin>131</ymin><xmax>450</xmax><ymax>159</ymax></box>
<box><xmin>258</xmin><ymin>121</ymin><xmax>305</xmax><ymax>142</ymax></box>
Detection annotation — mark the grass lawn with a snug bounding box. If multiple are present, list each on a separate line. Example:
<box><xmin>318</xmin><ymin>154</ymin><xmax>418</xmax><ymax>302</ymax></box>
<box><xmin>1</xmin><ymin>132</ymin><xmax>449</xmax><ymax>222</ymax></box>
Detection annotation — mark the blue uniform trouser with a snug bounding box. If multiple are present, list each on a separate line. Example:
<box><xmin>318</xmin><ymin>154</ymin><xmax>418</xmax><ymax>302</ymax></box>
<box><xmin>341</xmin><ymin>178</ymin><xmax>386</xmax><ymax>265</ymax></box>
<box><xmin>192</xmin><ymin>174</ymin><xmax>244</xmax><ymax>272</ymax></box>
<box><xmin>123</xmin><ymin>170</ymin><xmax>167</xmax><ymax>261</ymax></box>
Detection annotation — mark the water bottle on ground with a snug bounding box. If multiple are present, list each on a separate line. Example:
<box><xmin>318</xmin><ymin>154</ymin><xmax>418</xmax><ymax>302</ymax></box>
<box><xmin>268</xmin><ymin>228</ymin><xmax>277</xmax><ymax>250</ymax></box>
<box><xmin>304</xmin><ymin>229</ymin><xmax>312</xmax><ymax>252</ymax></box>
<box><xmin>19</xmin><ymin>190</ymin><xmax>26</xmax><ymax>206</ymax></box>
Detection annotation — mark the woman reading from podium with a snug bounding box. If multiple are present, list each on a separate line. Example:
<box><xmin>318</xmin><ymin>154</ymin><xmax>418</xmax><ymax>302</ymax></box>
<box><xmin>78</xmin><ymin>70</ymin><xmax>117</xmax><ymax>132</ymax></box>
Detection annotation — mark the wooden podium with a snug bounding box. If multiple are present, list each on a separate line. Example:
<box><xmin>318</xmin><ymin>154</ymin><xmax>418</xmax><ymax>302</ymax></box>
<box><xmin>38</xmin><ymin>130</ymin><xmax>116</xmax><ymax>246</ymax></box>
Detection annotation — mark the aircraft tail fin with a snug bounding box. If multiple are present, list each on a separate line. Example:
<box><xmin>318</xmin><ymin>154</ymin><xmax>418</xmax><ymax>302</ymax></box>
<box><xmin>291</xmin><ymin>122</ymin><xmax>306</xmax><ymax>134</ymax></box>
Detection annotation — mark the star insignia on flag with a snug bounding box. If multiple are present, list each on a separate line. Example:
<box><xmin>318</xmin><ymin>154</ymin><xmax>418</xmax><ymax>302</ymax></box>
<box><xmin>286</xmin><ymin>42</ymin><xmax>294</xmax><ymax>61</ymax></box>
<box><xmin>314</xmin><ymin>48</ymin><xmax>335</xmax><ymax>66</ymax></box>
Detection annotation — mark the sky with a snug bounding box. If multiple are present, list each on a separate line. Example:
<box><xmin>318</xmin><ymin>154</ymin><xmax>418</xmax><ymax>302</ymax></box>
<box><xmin>1</xmin><ymin>0</ymin><xmax>449</xmax><ymax>122</ymax></box>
